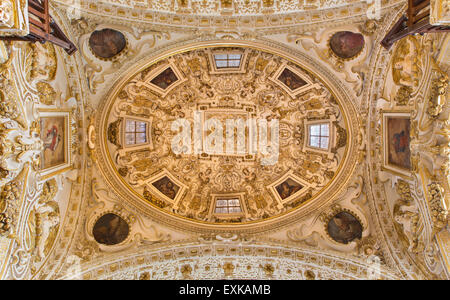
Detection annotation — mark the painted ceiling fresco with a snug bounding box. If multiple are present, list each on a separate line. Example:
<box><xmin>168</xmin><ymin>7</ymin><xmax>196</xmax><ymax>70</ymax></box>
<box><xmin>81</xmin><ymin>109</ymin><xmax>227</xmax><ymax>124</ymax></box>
<box><xmin>103</xmin><ymin>47</ymin><xmax>350</xmax><ymax>225</ymax></box>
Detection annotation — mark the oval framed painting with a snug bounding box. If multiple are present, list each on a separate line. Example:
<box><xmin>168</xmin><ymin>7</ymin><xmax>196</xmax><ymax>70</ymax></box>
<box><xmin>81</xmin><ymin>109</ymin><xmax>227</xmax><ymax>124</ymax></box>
<box><xmin>88</xmin><ymin>28</ymin><xmax>127</xmax><ymax>60</ymax></box>
<box><xmin>326</xmin><ymin>211</ymin><xmax>363</xmax><ymax>244</ymax></box>
<box><xmin>93</xmin><ymin>213</ymin><xmax>130</xmax><ymax>245</ymax></box>
<box><xmin>329</xmin><ymin>31</ymin><xmax>365</xmax><ymax>60</ymax></box>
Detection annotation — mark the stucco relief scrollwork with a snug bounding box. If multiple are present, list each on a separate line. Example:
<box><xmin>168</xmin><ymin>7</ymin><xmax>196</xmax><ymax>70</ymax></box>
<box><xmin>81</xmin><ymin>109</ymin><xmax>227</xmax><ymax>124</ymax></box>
<box><xmin>0</xmin><ymin>166</ymin><xmax>27</xmax><ymax>239</ymax></box>
<box><xmin>60</xmin><ymin>242</ymin><xmax>399</xmax><ymax>280</ymax></box>
<box><xmin>75</xmin><ymin>20</ymin><xmax>171</xmax><ymax>93</ymax></box>
<box><xmin>77</xmin><ymin>178</ymin><xmax>171</xmax><ymax>261</ymax></box>
<box><xmin>367</xmin><ymin>24</ymin><xmax>449</xmax><ymax>278</ymax></box>
<box><xmin>287</xmin><ymin>20</ymin><xmax>378</xmax><ymax>97</ymax></box>
<box><xmin>103</xmin><ymin>47</ymin><xmax>349</xmax><ymax>225</ymax></box>
<box><xmin>286</xmin><ymin>173</ymin><xmax>373</xmax><ymax>257</ymax></box>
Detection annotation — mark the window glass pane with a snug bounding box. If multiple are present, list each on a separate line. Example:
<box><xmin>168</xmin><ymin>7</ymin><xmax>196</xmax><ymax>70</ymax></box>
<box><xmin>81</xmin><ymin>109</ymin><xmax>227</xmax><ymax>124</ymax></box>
<box><xmin>126</xmin><ymin>120</ymin><xmax>135</xmax><ymax>132</ymax></box>
<box><xmin>320</xmin><ymin>137</ymin><xmax>329</xmax><ymax>149</ymax></box>
<box><xmin>321</xmin><ymin>124</ymin><xmax>329</xmax><ymax>136</ymax></box>
<box><xmin>229</xmin><ymin>207</ymin><xmax>241</xmax><ymax>213</ymax></box>
<box><xmin>216</xmin><ymin>199</ymin><xmax>228</xmax><ymax>207</ymax></box>
<box><xmin>125</xmin><ymin>133</ymin><xmax>135</xmax><ymax>145</ymax></box>
<box><xmin>136</xmin><ymin>122</ymin><xmax>147</xmax><ymax>132</ymax></box>
<box><xmin>214</xmin><ymin>54</ymin><xmax>242</xmax><ymax>69</ymax></box>
<box><xmin>228</xmin><ymin>60</ymin><xmax>241</xmax><ymax>67</ymax></box>
<box><xmin>214</xmin><ymin>54</ymin><xmax>227</xmax><ymax>60</ymax></box>
<box><xmin>309</xmin><ymin>124</ymin><xmax>320</xmax><ymax>136</ymax></box>
<box><xmin>228</xmin><ymin>54</ymin><xmax>242</xmax><ymax>60</ymax></box>
<box><xmin>136</xmin><ymin>133</ymin><xmax>147</xmax><ymax>144</ymax></box>
<box><xmin>215</xmin><ymin>60</ymin><xmax>228</xmax><ymax>68</ymax></box>
<box><xmin>228</xmin><ymin>199</ymin><xmax>240</xmax><ymax>206</ymax></box>
<box><xmin>215</xmin><ymin>207</ymin><xmax>228</xmax><ymax>214</ymax></box>
<box><xmin>309</xmin><ymin>136</ymin><xmax>320</xmax><ymax>148</ymax></box>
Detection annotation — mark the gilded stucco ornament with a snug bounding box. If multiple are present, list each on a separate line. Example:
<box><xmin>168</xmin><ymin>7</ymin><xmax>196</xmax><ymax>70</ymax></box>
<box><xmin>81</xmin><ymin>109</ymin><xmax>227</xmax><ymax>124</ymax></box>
<box><xmin>26</xmin><ymin>43</ymin><xmax>57</xmax><ymax>83</ymax></box>
<box><xmin>392</xmin><ymin>180</ymin><xmax>423</xmax><ymax>254</ymax></box>
<box><xmin>0</xmin><ymin>0</ymin><xmax>28</xmax><ymax>36</ymax></box>
<box><xmin>367</xmin><ymin>30</ymin><xmax>450</xmax><ymax>278</ymax></box>
<box><xmin>390</xmin><ymin>36</ymin><xmax>424</xmax><ymax>107</ymax></box>
<box><xmin>52</xmin><ymin>0</ymin><xmax>405</xmax><ymax>32</ymax></box>
<box><xmin>427</xmin><ymin>182</ymin><xmax>448</xmax><ymax>235</ymax></box>
<box><xmin>287</xmin><ymin>23</ymin><xmax>371</xmax><ymax>96</ymax></box>
<box><xmin>426</xmin><ymin>72</ymin><xmax>448</xmax><ymax>119</ymax></box>
<box><xmin>36</xmin><ymin>82</ymin><xmax>57</xmax><ymax>106</ymax></box>
<box><xmin>3</xmin><ymin>1</ymin><xmax>445</xmax><ymax>280</ymax></box>
<box><xmin>31</xmin><ymin>179</ymin><xmax>61</xmax><ymax>261</ymax></box>
<box><xmin>0</xmin><ymin>166</ymin><xmax>27</xmax><ymax>239</ymax></box>
<box><xmin>83</xmin><ymin>179</ymin><xmax>171</xmax><ymax>257</ymax></box>
<box><xmin>64</xmin><ymin>241</ymin><xmax>399</xmax><ymax>280</ymax></box>
<box><xmin>77</xmin><ymin>21</ymin><xmax>171</xmax><ymax>93</ymax></box>
<box><xmin>99</xmin><ymin>44</ymin><xmax>357</xmax><ymax>230</ymax></box>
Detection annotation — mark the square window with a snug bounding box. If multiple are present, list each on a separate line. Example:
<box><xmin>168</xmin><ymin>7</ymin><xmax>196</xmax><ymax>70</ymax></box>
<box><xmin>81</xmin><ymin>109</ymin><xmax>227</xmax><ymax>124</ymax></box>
<box><xmin>125</xmin><ymin>119</ymin><xmax>148</xmax><ymax>146</ymax></box>
<box><xmin>214</xmin><ymin>53</ymin><xmax>242</xmax><ymax>69</ymax></box>
<box><xmin>216</xmin><ymin>199</ymin><xmax>228</xmax><ymax>207</ymax></box>
<box><xmin>136</xmin><ymin>122</ymin><xmax>147</xmax><ymax>132</ymax></box>
<box><xmin>215</xmin><ymin>207</ymin><xmax>228</xmax><ymax>214</ymax></box>
<box><xmin>215</xmin><ymin>198</ymin><xmax>242</xmax><ymax>214</ymax></box>
<box><xmin>229</xmin><ymin>207</ymin><xmax>241</xmax><ymax>213</ymax></box>
<box><xmin>321</xmin><ymin>124</ymin><xmax>329</xmax><ymax>135</ymax></box>
<box><xmin>308</xmin><ymin>123</ymin><xmax>330</xmax><ymax>150</ymax></box>
<box><xmin>229</xmin><ymin>199</ymin><xmax>240</xmax><ymax>206</ymax></box>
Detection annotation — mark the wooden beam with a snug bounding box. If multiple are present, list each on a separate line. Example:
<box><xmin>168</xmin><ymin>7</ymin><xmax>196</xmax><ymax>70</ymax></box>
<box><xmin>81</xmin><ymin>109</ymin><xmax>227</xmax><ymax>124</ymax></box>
<box><xmin>381</xmin><ymin>0</ymin><xmax>450</xmax><ymax>50</ymax></box>
<box><xmin>0</xmin><ymin>0</ymin><xmax>77</xmax><ymax>54</ymax></box>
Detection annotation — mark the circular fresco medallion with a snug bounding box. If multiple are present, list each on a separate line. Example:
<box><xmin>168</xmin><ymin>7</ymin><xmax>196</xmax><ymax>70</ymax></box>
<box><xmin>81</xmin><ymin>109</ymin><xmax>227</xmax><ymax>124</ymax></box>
<box><xmin>89</xmin><ymin>29</ymin><xmax>127</xmax><ymax>59</ymax></box>
<box><xmin>97</xmin><ymin>42</ymin><xmax>359</xmax><ymax>231</ymax></box>
<box><xmin>329</xmin><ymin>31</ymin><xmax>365</xmax><ymax>60</ymax></box>
<box><xmin>93</xmin><ymin>213</ymin><xmax>129</xmax><ymax>245</ymax></box>
<box><xmin>326</xmin><ymin>211</ymin><xmax>363</xmax><ymax>244</ymax></box>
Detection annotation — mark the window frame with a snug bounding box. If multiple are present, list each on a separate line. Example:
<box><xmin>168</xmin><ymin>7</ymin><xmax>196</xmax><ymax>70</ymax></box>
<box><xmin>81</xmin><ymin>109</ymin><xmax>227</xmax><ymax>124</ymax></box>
<box><xmin>208</xmin><ymin>193</ymin><xmax>247</xmax><ymax>220</ymax></box>
<box><xmin>303</xmin><ymin>120</ymin><xmax>334</xmax><ymax>155</ymax></box>
<box><xmin>213</xmin><ymin>53</ymin><xmax>243</xmax><ymax>69</ymax></box>
<box><xmin>308</xmin><ymin>123</ymin><xmax>330</xmax><ymax>150</ymax></box>
<box><xmin>121</xmin><ymin>117</ymin><xmax>150</xmax><ymax>149</ymax></box>
<box><xmin>214</xmin><ymin>198</ymin><xmax>242</xmax><ymax>214</ymax></box>
<box><xmin>207</xmin><ymin>49</ymin><xmax>249</xmax><ymax>74</ymax></box>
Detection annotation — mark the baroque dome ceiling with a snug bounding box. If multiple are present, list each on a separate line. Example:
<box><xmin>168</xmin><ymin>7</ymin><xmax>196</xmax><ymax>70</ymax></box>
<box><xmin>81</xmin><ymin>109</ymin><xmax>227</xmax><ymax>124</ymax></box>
<box><xmin>98</xmin><ymin>44</ymin><xmax>359</xmax><ymax>230</ymax></box>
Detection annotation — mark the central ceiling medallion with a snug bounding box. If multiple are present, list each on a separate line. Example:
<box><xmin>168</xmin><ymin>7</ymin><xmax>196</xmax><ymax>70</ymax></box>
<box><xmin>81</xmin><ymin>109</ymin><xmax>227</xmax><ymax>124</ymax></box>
<box><xmin>99</xmin><ymin>44</ymin><xmax>357</xmax><ymax>229</ymax></box>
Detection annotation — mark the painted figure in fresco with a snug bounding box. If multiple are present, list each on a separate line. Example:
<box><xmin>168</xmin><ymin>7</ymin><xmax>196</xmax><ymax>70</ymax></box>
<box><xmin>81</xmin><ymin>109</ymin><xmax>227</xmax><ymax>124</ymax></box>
<box><xmin>150</xmin><ymin>68</ymin><xmax>178</xmax><ymax>90</ymax></box>
<box><xmin>393</xmin><ymin>130</ymin><xmax>409</xmax><ymax>153</ymax></box>
<box><xmin>330</xmin><ymin>31</ymin><xmax>365</xmax><ymax>59</ymax></box>
<box><xmin>43</xmin><ymin>125</ymin><xmax>61</xmax><ymax>152</ymax></box>
<box><xmin>278</xmin><ymin>68</ymin><xmax>306</xmax><ymax>91</ymax></box>
<box><xmin>93</xmin><ymin>213</ymin><xmax>129</xmax><ymax>245</ymax></box>
<box><xmin>0</xmin><ymin>1</ymin><xmax>14</xmax><ymax>28</ymax></box>
<box><xmin>89</xmin><ymin>29</ymin><xmax>127</xmax><ymax>59</ymax></box>
<box><xmin>387</xmin><ymin>117</ymin><xmax>411</xmax><ymax>170</ymax></box>
<box><xmin>276</xmin><ymin>180</ymin><xmax>303</xmax><ymax>200</ymax></box>
<box><xmin>392</xmin><ymin>37</ymin><xmax>421</xmax><ymax>87</ymax></box>
<box><xmin>327</xmin><ymin>212</ymin><xmax>363</xmax><ymax>244</ymax></box>
<box><xmin>153</xmin><ymin>176</ymin><xmax>178</xmax><ymax>200</ymax></box>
